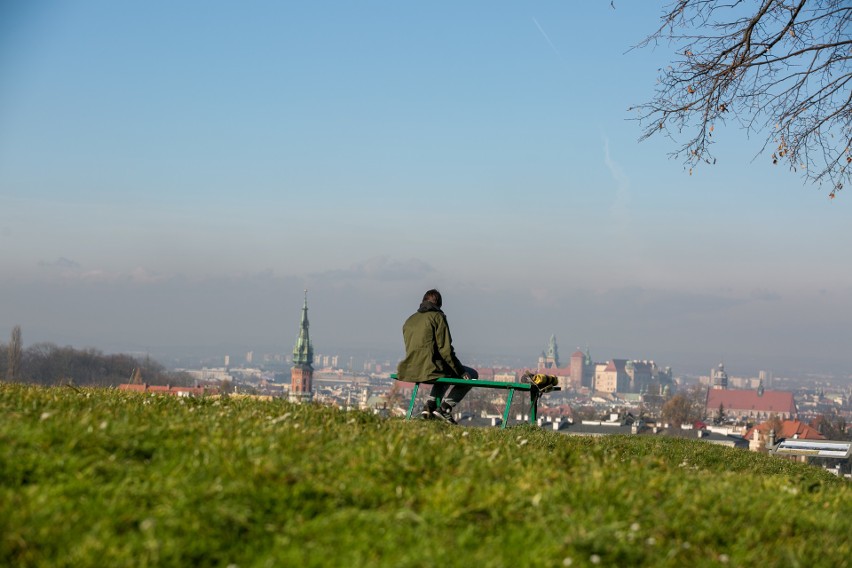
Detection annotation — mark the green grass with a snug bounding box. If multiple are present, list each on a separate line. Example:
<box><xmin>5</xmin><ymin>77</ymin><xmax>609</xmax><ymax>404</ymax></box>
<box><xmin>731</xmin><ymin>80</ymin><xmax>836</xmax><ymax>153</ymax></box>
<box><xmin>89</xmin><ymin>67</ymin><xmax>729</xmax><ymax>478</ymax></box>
<box><xmin>1</xmin><ymin>384</ymin><xmax>850</xmax><ymax>567</ymax></box>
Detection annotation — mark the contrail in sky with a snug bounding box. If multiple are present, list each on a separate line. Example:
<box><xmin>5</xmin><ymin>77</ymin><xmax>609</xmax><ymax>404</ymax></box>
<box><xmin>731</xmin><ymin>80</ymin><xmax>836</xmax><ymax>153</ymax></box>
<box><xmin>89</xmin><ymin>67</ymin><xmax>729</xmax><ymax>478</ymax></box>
<box><xmin>532</xmin><ymin>17</ymin><xmax>562</xmax><ymax>59</ymax></box>
<box><xmin>603</xmin><ymin>136</ymin><xmax>631</xmax><ymax>218</ymax></box>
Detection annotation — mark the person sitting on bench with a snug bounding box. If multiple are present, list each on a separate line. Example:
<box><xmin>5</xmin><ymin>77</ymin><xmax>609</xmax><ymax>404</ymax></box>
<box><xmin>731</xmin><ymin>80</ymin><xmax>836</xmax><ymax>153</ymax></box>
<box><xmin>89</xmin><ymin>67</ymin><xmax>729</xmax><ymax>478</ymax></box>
<box><xmin>397</xmin><ymin>289</ymin><xmax>478</xmax><ymax>424</ymax></box>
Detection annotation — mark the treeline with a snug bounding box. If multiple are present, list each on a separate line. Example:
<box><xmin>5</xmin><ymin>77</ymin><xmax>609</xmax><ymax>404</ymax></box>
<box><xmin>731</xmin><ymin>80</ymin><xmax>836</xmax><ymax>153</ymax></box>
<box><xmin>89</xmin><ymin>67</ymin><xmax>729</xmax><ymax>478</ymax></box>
<box><xmin>1</xmin><ymin>341</ymin><xmax>191</xmax><ymax>387</ymax></box>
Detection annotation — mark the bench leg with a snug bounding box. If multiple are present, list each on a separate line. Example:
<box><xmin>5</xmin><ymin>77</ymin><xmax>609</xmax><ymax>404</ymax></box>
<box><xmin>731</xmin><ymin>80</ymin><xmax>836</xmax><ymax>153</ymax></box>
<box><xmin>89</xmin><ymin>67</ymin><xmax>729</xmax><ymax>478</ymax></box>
<box><xmin>529</xmin><ymin>390</ymin><xmax>539</xmax><ymax>424</ymax></box>
<box><xmin>502</xmin><ymin>388</ymin><xmax>515</xmax><ymax>429</ymax></box>
<box><xmin>406</xmin><ymin>383</ymin><xmax>420</xmax><ymax>420</ymax></box>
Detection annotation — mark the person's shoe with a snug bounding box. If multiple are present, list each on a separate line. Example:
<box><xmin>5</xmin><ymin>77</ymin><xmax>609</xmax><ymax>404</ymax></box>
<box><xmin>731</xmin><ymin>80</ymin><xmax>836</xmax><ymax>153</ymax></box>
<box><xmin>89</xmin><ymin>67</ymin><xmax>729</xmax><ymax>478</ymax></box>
<box><xmin>432</xmin><ymin>403</ymin><xmax>457</xmax><ymax>425</ymax></box>
<box><xmin>420</xmin><ymin>400</ymin><xmax>437</xmax><ymax>420</ymax></box>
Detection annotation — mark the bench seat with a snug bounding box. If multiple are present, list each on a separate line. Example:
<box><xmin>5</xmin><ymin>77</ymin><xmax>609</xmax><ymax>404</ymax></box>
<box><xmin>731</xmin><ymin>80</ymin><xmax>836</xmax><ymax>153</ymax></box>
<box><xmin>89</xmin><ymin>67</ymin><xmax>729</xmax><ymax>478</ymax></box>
<box><xmin>390</xmin><ymin>374</ymin><xmax>559</xmax><ymax>428</ymax></box>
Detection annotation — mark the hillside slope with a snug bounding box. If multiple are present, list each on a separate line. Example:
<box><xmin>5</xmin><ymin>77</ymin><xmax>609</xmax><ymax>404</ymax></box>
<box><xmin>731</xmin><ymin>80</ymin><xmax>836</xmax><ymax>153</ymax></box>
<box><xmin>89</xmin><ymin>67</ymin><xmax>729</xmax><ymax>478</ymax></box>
<box><xmin>1</xmin><ymin>384</ymin><xmax>849</xmax><ymax>567</ymax></box>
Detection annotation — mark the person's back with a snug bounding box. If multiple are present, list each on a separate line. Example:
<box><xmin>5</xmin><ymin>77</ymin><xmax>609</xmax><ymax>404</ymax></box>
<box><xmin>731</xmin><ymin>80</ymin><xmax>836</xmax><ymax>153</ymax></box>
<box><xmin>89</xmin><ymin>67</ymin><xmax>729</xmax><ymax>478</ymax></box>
<box><xmin>397</xmin><ymin>289</ymin><xmax>477</xmax><ymax>424</ymax></box>
<box><xmin>398</xmin><ymin>303</ymin><xmax>465</xmax><ymax>383</ymax></box>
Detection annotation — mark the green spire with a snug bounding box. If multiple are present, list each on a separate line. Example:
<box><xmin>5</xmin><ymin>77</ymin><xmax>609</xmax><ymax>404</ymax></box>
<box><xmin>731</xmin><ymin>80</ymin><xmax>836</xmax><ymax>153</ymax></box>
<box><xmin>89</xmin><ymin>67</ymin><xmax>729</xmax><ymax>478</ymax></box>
<box><xmin>546</xmin><ymin>334</ymin><xmax>560</xmax><ymax>367</ymax></box>
<box><xmin>292</xmin><ymin>290</ymin><xmax>313</xmax><ymax>367</ymax></box>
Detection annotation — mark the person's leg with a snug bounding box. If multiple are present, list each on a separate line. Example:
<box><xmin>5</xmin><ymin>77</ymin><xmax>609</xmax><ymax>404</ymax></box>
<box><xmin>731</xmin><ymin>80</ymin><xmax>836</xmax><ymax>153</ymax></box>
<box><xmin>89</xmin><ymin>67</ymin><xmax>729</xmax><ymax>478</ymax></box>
<box><xmin>442</xmin><ymin>366</ymin><xmax>478</xmax><ymax>407</ymax></box>
<box><xmin>433</xmin><ymin>367</ymin><xmax>477</xmax><ymax>424</ymax></box>
<box><xmin>420</xmin><ymin>398</ymin><xmax>437</xmax><ymax>419</ymax></box>
<box><xmin>419</xmin><ymin>382</ymin><xmax>449</xmax><ymax>418</ymax></box>
<box><xmin>428</xmin><ymin>382</ymin><xmax>449</xmax><ymax>404</ymax></box>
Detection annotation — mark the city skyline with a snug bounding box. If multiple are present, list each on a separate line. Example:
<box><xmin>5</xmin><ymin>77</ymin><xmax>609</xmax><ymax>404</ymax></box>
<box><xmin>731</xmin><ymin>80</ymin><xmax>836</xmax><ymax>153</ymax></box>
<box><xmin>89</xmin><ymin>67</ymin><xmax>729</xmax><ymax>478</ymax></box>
<box><xmin>1</xmin><ymin>3</ymin><xmax>850</xmax><ymax>378</ymax></box>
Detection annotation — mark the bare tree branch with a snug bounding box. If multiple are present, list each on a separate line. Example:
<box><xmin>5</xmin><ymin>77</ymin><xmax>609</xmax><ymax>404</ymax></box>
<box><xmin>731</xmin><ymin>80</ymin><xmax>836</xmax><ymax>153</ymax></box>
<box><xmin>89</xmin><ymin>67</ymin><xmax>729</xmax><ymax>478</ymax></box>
<box><xmin>632</xmin><ymin>0</ymin><xmax>852</xmax><ymax>196</ymax></box>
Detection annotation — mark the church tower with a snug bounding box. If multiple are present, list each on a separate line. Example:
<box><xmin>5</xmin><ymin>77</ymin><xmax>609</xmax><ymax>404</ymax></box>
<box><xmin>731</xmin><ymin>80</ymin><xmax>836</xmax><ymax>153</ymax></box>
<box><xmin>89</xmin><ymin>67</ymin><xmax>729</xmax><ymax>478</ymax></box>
<box><xmin>545</xmin><ymin>335</ymin><xmax>560</xmax><ymax>368</ymax></box>
<box><xmin>711</xmin><ymin>363</ymin><xmax>728</xmax><ymax>390</ymax></box>
<box><xmin>290</xmin><ymin>290</ymin><xmax>314</xmax><ymax>403</ymax></box>
<box><xmin>539</xmin><ymin>335</ymin><xmax>560</xmax><ymax>370</ymax></box>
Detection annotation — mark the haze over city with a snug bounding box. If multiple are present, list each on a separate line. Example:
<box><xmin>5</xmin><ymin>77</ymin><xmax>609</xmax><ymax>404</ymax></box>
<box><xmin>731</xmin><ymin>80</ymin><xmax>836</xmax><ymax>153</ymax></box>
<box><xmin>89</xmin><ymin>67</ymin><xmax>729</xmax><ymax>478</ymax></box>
<box><xmin>2</xmin><ymin>2</ymin><xmax>850</xmax><ymax>377</ymax></box>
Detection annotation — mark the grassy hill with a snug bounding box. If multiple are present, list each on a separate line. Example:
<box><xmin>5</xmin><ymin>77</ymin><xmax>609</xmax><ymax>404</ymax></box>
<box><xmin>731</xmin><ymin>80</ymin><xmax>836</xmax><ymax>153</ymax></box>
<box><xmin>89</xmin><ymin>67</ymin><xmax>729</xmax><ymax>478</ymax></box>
<box><xmin>1</xmin><ymin>384</ymin><xmax>850</xmax><ymax>567</ymax></box>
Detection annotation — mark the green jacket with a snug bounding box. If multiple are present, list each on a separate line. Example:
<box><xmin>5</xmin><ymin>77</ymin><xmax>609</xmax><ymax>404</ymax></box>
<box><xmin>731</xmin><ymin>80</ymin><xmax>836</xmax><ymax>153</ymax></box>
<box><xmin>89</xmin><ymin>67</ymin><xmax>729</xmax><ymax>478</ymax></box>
<box><xmin>397</xmin><ymin>302</ymin><xmax>466</xmax><ymax>383</ymax></box>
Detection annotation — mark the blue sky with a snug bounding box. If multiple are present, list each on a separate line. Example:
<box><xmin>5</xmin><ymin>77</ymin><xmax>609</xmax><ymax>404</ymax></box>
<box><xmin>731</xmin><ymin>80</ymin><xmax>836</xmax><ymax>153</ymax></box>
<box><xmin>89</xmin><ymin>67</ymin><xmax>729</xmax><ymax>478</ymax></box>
<box><xmin>1</xmin><ymin>1</ymin><xmax>849</xmax><ymax>376</ymax></box>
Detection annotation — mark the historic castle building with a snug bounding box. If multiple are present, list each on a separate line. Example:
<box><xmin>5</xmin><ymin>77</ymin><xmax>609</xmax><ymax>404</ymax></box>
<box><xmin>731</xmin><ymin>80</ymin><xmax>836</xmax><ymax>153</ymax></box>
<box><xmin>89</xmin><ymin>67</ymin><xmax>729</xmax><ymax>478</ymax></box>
<box><xmin>569</xmin><ymin>348</ymin><xmax>595</xmax><ymax>389</ymax></box>
<box><xmin>538</xmin><ymin>335</ymin><xmax>561</xmax><ymax>369</ymax></box>
<box><xmin>290</xmin><ymin>291</ymin><xmax>314</xmax><ymax>403</ymax></box>
<box><xmin>536</xmin><ymin>336</ymin><xmax>573</xmax><ymax>389</ymax></box>
<box><xmin>537</xmin><ymin>336</ymin><xmax>673</xmax><ymax>395</ymax></box>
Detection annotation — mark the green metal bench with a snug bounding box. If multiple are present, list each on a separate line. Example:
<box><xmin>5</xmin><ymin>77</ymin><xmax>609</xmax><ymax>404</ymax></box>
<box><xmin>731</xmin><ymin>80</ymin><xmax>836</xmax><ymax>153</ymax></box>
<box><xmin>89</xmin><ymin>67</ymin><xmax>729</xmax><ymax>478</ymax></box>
<box><xmin>390</xmin><ymin>374</ymin><xmax>559</xmax><ymax>429</ymax></box>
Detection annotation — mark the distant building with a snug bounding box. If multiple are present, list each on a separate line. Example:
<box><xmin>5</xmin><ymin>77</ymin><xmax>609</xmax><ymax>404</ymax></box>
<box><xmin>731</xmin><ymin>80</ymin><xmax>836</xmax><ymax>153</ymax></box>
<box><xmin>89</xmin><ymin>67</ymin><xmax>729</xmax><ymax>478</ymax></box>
<box><xmin>705</xmin><ymin>384</ymin><xmax>797</xmax><ymax>422</ymax></box>
<box><xmin>594</xmin><ymin>359</ymin><xmax>630</xmax><ymax>393</ymax></box>
<box><xmin>538</xmin><ymin>335</ymin><xmax>560</xmax><ymax>369</ymax></box>
<box><xmin>494</xmin><ymin>370</ymin><xmax>518</xmax><ymax>382</ymax></box>
<box><xmin>729</xmin><ymin>376</ymin><xmax>761</xmax><ymax>389</ymax></box>
<box><xmin>569</xmin><ymin>349</ymin><xmax>594</xmax><ymax>389</ymax></box>
<box><xmin>555</xmin><ymin>414</ymin><xmax>748</xmax><ymax>448</ymax></box>
<box><xmin>626</xmin><ymin>360</ymin><xmax>652</xmax><ymax>393</ymax></box>
<box><xmin>657</xmin><ymin>426</ymin><xmax>749</xmax><ymax>449</ymax></box>
<box><xmin>711</xmin><ymin>363</ymin><xmax>729</xmax><ymax>390</ymax></box>
<box><xmin>290</xmin><ymin>291</ymin><xmax>314</xmax><ymax>403</ymax></box>
<box><xmin>118</xmin><ymin>384</ymin><xmax>217</xmax><ymax>397</ymax></box>
<box><xmin>538</xmin><ymin>343</ymin><xmax>671</xmax><ymax>395</ymax></box>
<box><xmin>536</xmin><ymin>336</ymin><xmax>572</xmax><ymax>389</ymax></box>
<box><xmin>182</xmin><ymin>367</ymin><xmax>233</xmax><ymax>383</ymax></box>
<box><xmin>743</xmin><ymin>419</ymin><xmax>825</xmax><ymax>453</ymax></box>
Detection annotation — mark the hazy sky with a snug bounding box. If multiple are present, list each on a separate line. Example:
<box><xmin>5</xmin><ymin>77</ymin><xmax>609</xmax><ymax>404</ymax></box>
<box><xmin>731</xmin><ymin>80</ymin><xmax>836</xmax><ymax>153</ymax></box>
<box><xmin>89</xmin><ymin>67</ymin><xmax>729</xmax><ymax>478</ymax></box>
<box><xmin>1</xmin><ymin>1</ymin><xmax>850</xmax><ymax>376</ymax></box>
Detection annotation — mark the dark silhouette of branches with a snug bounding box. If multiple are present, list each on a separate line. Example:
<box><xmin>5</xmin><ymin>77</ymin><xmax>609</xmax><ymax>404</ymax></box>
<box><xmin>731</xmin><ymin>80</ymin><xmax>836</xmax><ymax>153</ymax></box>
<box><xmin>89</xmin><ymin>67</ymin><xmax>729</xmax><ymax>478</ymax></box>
<box><xmin>661</xmin><ymin>385</ymin><xmax>707</xmax><ymax>426</ymax></box>
<box><xmin>7</xmin><ymin>326</ymin><xmax>22</xmax><ymax>382</ymax></box>
<box><xmin>0</xmin><ymin>340</ymin><xmax>190</xmax><ymax>387</ymax></box>
<box><xmin>633</xmin><ymin>0</ymin><xmax>851</xmax><ymax>196</ymax></box>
